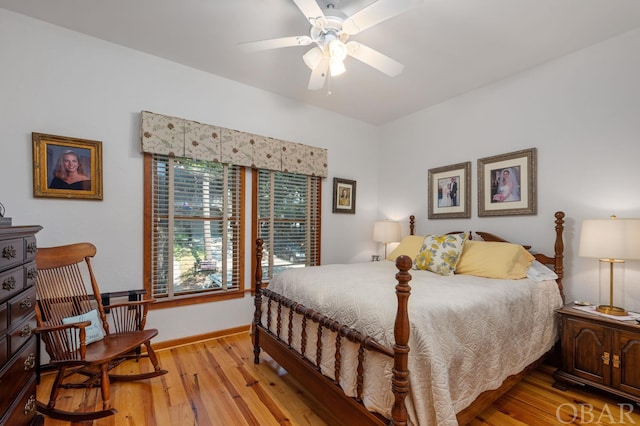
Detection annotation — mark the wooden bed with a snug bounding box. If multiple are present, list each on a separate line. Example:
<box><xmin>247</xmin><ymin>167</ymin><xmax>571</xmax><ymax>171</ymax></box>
<box><xmin>252</xmin><ymin>211</ymin><xmax>565</xmax><ymax>425</ymax></box>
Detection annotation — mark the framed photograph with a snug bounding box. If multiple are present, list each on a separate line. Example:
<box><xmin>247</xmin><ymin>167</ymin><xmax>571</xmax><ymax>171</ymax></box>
<box><xmin>478</xmin><ymin>148</ymin><xmax>536</xmax><ymax>216</ymax></box>
<box><xmin>32</xmin><ymin>133</ymin><xmax>103</xmax><ymax>200</ymax></box>
<box><xmin>332</xmin><ymin>177</ymin><xmax>356</xmax><ymax>214</ymax></box>
<box><xmin>428</xmin><ymin>161</ymin><xmax>471</xmax><ymax>219</ymax></box>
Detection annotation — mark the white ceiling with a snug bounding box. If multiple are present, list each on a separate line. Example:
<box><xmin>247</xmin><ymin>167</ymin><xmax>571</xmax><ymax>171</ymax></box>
<box><xmin>2</xmin><ymin>0</ymin><xmax>640</xmax><ymax>125</ymax></box>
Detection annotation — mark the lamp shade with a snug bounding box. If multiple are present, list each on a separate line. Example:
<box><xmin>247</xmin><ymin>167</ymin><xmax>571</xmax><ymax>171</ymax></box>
<box><xmin>329</xmin><ymin>58</ymin><xmax>346</xmax><ymax>76</ymax></box>
<box><xmin>578</xmin><ymin>217</ymin><xmax>640</xmax><ymax>260</ymax></box>
<box><xmin>303</xmin><ymin>47</ymin><xmax>324</xmax><ymax>70</ymax></box>
<box><xmin>373</xmin><ymin>221</ymin><xmax>401</xmax><ymax>244</ymax></box>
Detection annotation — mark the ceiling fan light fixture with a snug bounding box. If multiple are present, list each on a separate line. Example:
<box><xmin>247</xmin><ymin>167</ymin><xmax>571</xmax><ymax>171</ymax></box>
<box><xmin>303</xmin><ymin>46</ymin><xmax>324</xmax><ymax>70</ymax></box>
<box><xmin>328</xmin><ymin>39</ymin><xmax>347</xmax><ymax>61</ymax></box>
<box><xmin>329</xmin><ymin>58</ymin><xmax>346</xmax><ymax>76</ymax></box>
<box><xmin>241</xmin><ymin>0</ymin><xmax>412</xmax><ymax>91</ymax></box>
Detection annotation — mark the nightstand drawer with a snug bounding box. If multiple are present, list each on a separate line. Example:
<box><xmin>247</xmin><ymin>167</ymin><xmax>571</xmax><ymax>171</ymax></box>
<box><xmin>563</xmin><ymin>316</ymin><xmax>611</xmax><ymax>386</ymax></box>
<box><xmin>612</xmin><ymin>329</ymin><xmax>640</xmax><ymax>398</ymax></box>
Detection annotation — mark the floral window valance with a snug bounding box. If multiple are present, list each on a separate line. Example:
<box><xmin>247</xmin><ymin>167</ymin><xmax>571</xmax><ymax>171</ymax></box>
<box><xmin>140</xmin><ymin>111</ymin><xmax>328</xmax><ymax>177</ymax></box>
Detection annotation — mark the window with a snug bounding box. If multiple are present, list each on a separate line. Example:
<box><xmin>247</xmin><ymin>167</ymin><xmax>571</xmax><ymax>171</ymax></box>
<box><xmin>144</xmin><ymin>154</ymin><xmax>245</xmax><ymax>307</ymax></box>
<box><xmin>254</xmin><ymin>169</ymin><xmax>321</xmax><ymax>282</ymax></box>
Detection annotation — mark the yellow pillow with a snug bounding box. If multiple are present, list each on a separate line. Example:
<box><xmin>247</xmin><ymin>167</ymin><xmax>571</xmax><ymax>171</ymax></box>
<box><xmin>455</xmin><ymin>240</ymin><xmax>534</xmax><ymax>279</ymax></box>
<box><xmin>414</xmin><ymin>233</ymin><xmax>468</xmax><ymax>276</ymax></box>
<box><xmin>387</xmin><ymin>235</ymin><xmax>426</xmax><ymax>261</ymax></box>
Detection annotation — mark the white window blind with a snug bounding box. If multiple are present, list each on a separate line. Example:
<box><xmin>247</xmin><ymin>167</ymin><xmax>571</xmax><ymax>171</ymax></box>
<box><xmin>149</xmin><ymin>155</ymin><xmax>243</xmax><ymax>300</ymax></box>
<box><xmin>256</xmin><ymin>170</ymin><xmax>321</xmax><ymax>281</ymax></box>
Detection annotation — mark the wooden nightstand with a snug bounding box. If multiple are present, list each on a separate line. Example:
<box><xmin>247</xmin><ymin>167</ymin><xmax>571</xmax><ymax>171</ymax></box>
<box><xmin>553</xmin><ymin>304</ymin><xmax>640</xmax><ymax>403</ymax></box>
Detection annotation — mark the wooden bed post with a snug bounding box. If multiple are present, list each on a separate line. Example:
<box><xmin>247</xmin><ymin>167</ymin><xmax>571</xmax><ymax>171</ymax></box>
<box><xmin>409</xmin><ymin>215</ymin><xmax>415</xmax><ymax>236</ymax></box>
<box><xmin>554</xmin><ymin>211</ymin><xmax>565</xmax><ymax>301</ymax></box>
<box><xmin>391</xmin><ymin>255</ymin><xmax>412</xmax><ymax>426</ymax></box>
<box><xmin>253</xmin><ymin>238</ymin><xmax>264</xmax><ymax>364</ymax></box>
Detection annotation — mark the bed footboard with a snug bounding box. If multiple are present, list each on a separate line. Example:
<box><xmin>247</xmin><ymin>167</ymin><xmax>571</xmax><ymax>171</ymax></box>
<box><xmin>252</xmin><ymin>238</ymin><xmax>413</xmax><ymax>426</ymax></box>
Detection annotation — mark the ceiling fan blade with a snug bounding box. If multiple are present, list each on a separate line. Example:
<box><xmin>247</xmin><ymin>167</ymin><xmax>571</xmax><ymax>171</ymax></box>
<box><xmin>293</xmin><ymin>0</ymin><xmax>326</xmax><ymax>25</ymax></box>
<box><xmin>239</xmin><ymin>36</ymin><xmax>312</xmax><ymax>52</ymax></box>
<box><xmin>346</xmin><ymin>42</ymin><xmax>404</xmax><ymax>77</ymax></box>
<box><xmin>308</xmin><ymin>57</ymin><xmax>329</xmax><ymax>90</ymax></box>
<box><xmin>342</xmin><ymin>0</ymin><xmax>418</xmax><ymax>35</ymax></box>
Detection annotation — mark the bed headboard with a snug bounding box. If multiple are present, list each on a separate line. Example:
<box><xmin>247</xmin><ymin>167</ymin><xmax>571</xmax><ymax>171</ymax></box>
<box><xmin>408</xmin><ymin>211</ymin><xmax>565</xmax><ymax>299</ymax></box>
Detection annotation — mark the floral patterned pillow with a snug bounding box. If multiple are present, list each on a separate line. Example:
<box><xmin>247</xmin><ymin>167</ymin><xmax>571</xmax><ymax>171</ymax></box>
<box><xmin>414</xmin><ymin>233</ymin><xmax>469</xmax><ymax>276</ymax></box>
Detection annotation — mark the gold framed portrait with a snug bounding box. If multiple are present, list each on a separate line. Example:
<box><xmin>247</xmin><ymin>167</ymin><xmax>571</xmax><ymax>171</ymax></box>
<box><xmin>32</xmin><ymin>132</ymin><xmax>103</xmax><ymax>200</ymax></box>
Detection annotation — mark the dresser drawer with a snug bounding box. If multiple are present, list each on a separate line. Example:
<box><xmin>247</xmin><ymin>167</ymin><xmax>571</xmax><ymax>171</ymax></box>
<box><xmin>24</xmin><ymin>236</ymin><xmax>38</xmax><ymax>262</ymax></box>
<box><xmin>0</xmin><ymin>338</ymin><xmax>37</xmax><ymax>417</ymax></box>
<box><xmin>0</xmin><ymin>302</ymin><xmax>6</xmax><ymax>333</ymax></box>
<box><xmin>9</xmin><ymin>286</ymin><xmax>36</xmax><ymax>328</ymax></box>
<box><xmin>0</xmin><ymin>375</ymin><xmax>37</xmax><ymax>426</ymax></box>
<box><xmin>0</xmin><ymin>267</ymin><xmax>24</xmax><ymax>303</ymax></box>
<box><xmin>8</xmin><ymin>313</ymin><xmax>36</xmax><ymax>358</ymax></box>
<box><xmin>0</xmin><ymin>335</ymin><xmax>6</xmax><ymax>367</ymax></box>
<box><xmin>24</xmin><ymin>261</ymin><xmax>38</xmax><ymax>289</ymax></box>
<box><xmin>0</xmin><ymin>238</ymin><xmax>25</xmax><ymax>272</ymax></box>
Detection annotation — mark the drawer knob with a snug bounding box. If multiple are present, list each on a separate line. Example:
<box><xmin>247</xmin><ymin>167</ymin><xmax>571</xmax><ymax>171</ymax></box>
<box><xmin>2</xmin><ymin>276</ymin><xmax>17</xmax><ymax>291</ymax></box>
<box><xmin>2</xmin><ymin>245</ymin><xmax>17</xmax><ymax>260</ymax></box>
<box><xmin>26</xmin><ymin>242</ymin><xmax>37</xmax><ymax>254</ymax></box>
<box><xmin>602</xmin><ymin>351</ymin><xmax>610</xmax><ymax>365</ymax></box>
<box><xmin>27</xmin><ymin>268</ymin><xmax>38</xmax><ymax>280</ymax></box>
<box><xmin>20</xmin><ymin>324</ymin><xmax>32</xmax><ymax>337</ymax></box>
<box><xmin>24</xmin><ymin>353</ymin><xmax>36</xmax><ymax>370</ymax></box>
<box><xmin>21</xmin><ymin>297</ymin><xmax>32</xmax><ymax>309</ymax></box>
<box><xmin>24</xmin><ymin>395</ymin><xmax>36</xmax><ymax>415</ymax></box>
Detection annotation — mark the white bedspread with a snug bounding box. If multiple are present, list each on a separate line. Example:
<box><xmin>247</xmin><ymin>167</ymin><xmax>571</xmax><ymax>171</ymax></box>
<box><xmin>263</xmin><ymin>260</ymin><xmax>563</xmax><ymax>426</ymax></box>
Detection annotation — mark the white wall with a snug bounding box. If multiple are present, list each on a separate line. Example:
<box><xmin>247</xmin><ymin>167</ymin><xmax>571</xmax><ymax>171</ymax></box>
<box><xmin>0</xmin><ymin>9</ymin><xmax>380</xmax><ymax>342</ymax></box>
<box><xmin>378</xmin><ymin>28</ymin><xmax>640</xmax><ymax>310</ymax></box>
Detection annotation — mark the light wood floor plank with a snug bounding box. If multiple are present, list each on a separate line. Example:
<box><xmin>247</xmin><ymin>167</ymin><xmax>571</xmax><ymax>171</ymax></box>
<box><xmin>38</xmin><ymin>332</ymin><xmax>640</xmax><ymax>425</ymax></box>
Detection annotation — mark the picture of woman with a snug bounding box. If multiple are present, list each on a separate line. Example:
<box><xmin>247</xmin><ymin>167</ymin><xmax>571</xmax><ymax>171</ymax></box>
<box><xmin>492</xmin><ymin>167</ymin><xmax>520</xmax><ymax>202</ymax></box>
<box><xmin>332</xmin><ymin>178</ymin><xmax>356</xmax><ymax>214</ymax></box>
<box><xmin>438</xmin><ymin>178</ymin><xmax>452</xmax><ymax>207</ymax></box>
<box><xmin>49</xmin><ymin>149</ymin><xmax>91</xmax><ymax>190</ymax></box>
<box><xmin>338</xmin><ymin>188</ymin><xmax>351</xmax><ymax>206</ymax></box>
<box><xmin>438</xmin><ymin>176</ymin><xmax>459</xmax><ymax>208</ymax></box>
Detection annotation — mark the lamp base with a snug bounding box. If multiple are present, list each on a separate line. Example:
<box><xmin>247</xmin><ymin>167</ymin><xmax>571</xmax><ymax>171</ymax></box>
<box><xmin>596</xmin><ymin>305</ymin><xmax>627</xmax><ymax>316</ymax></box>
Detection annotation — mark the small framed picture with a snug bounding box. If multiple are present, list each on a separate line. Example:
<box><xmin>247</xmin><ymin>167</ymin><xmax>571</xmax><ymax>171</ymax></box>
<box><xmin>32</xmin><ymin>133</ymin><xmax>103</xmax><ymax>200</ymax></box>
<box><xmin>478</xmin><ymin>148</ymin><xmax>536</xmax><ymax>216</ymax></box>
<box><xmin>428</xmin><ymin>161</ymin><xmax>471</xmax><ymax>219</ymax></box>
<box><xmin>332</xmin><ymin>177</ymin><xmax>356</xmax><ymax>214</ymax></box>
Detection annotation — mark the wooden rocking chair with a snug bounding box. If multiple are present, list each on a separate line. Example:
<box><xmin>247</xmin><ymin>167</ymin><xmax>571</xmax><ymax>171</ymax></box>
<box><xmin>34</xmin><ymin>242</ymin><xmax>167</xmax><ymax>421</ymax></box>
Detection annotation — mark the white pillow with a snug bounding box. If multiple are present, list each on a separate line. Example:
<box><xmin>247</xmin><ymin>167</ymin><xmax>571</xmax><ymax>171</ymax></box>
<box><xmin>526</xmin><ymin>260</ymin><xmax>558</xmax><ymax>282</ymax></box>
<box><xmin>62</xmin><ymin>309</ymin><xmax>105</xmax><ymax>350</ymax></box>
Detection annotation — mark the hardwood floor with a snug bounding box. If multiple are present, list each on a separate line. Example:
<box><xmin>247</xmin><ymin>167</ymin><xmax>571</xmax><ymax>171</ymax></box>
<box><xmin>38</xmin><ymin>332</ymin><xmax>640</xmax><ymax>425</ymax></box>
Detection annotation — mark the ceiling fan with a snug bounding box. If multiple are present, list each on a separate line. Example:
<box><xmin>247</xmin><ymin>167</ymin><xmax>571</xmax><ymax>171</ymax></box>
<box><xmin>240</xmin><ymin>0</ymin><xmax>419</xmax><ymax>91</ymax></box>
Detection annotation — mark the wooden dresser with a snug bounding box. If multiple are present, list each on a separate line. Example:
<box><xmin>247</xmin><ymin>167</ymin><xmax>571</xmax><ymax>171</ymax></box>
<box><xmin>0</xmin><ymin>225</ymin><xmax>43</xmax><ymax>425</ymax></box>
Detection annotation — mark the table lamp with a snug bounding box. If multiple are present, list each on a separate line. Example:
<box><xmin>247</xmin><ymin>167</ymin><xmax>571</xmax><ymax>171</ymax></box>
<box><xmin>578</xmin><ymin>215</ymin><xmax>640</xmax><ymax>316</ymax></box>
<box><xmin>373</xmin><ymin>220</ymin><xmax>402</xmax><ymax>260</ymax></box>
